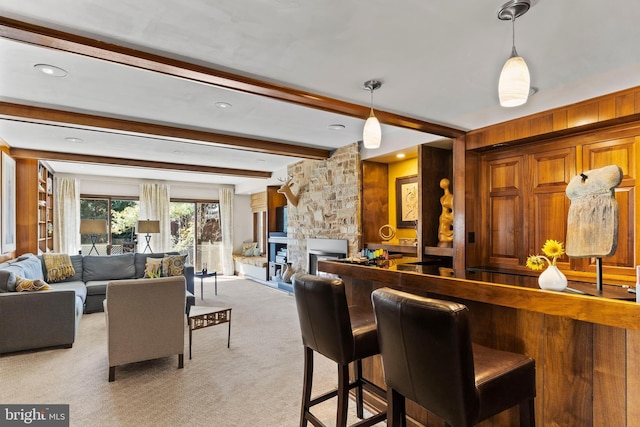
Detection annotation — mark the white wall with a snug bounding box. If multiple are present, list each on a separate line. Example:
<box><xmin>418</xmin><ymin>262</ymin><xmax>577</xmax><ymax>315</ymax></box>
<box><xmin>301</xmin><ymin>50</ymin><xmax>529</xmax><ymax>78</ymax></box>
<box><xmin>62</xmin><ymin>173</ymin><xmax>258</xmax><ymax>253</ymax></box>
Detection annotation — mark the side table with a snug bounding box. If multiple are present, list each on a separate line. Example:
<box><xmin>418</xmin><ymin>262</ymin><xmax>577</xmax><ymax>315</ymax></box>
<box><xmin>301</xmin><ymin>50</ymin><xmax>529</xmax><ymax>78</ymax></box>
<box><xmin>188</xmin><ymin>305</ymin><xmax>231</xmax><ymax>359</ymax></box>
<box><xmin>194</xmin><ymin>271</ymin><xmax>217</xmax><ymax>299</ymax></box>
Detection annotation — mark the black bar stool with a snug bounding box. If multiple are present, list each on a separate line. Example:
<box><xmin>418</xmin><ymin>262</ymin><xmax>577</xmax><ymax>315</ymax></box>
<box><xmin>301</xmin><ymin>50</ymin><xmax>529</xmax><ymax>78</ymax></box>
<box><xmin>372</xmin><ymin>287</ymin><xmax>536</xmax><ymax>427</ymax></box>
<box><xmin>292</xmin><ymin>273</ymin><xmax>387</xmax><ymax>427</ymax></box>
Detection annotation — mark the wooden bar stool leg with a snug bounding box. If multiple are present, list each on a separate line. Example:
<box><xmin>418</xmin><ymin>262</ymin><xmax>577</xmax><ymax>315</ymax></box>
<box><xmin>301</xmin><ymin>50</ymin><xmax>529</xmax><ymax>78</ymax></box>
<box><xmin>355</xmin><ymin>359</ymin><xmax>364</xmax><ymax>419</ymax></box>
<box><xmin>520</xmin><ymin>398</ymin><xmax>535</xmax><ymax>427</ymax></box>
<box><xmin>337</xmin><ymin>363</ymin><xmax>350</xmax><ymax>427</ymax></box>
<box><xmin>300</xmin><ymin>346</ymin><xmax>314</xmax><ymax>427</ymax></box>
<box><xmin>388</xmin><ymin>388</ymin><xmax>406</xmax><ymax>427</ymax></box>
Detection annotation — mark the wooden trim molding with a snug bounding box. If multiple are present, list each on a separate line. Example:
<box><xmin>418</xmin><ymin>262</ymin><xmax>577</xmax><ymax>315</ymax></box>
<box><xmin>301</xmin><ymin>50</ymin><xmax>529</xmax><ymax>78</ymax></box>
<box><xmin>9</xmin><ymin>148</ymin><xmax>271</xmax><ymax>179</ymax></box>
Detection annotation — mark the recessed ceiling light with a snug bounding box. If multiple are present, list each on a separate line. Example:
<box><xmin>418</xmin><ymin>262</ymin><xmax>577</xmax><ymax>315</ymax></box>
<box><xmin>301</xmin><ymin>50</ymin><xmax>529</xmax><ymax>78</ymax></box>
<box><xmin>173</xmin><ymin>150</ymin><xmax>185</xmax><ymax>155</ymax></box>
<box><xmin>215</xmin><ymin>102</ymin><xmax>232</xmax><ymax>109</ymax></box>
<box><xmin>328</xmin><ymin>124</ymin><xmax>346</xmax><ymax>130</ymax></box>
<box><xmin>396</xmin><ymin>153</ymin><xmax>406</xmax><ymax>159</ymax></box>
<box><xmin>256</xmin><ymin>159</ymin><xmax>266</xmax><ymax>163</ymax></box>
<box><xmin>65</xmin><ymin>137</ymin><xmax>83</xmax><ymax>143</ymax></box>
<box><xmin>34</xmin><ymin>64</ymin><xmax>68</xmax><ymax>77</ymax></box>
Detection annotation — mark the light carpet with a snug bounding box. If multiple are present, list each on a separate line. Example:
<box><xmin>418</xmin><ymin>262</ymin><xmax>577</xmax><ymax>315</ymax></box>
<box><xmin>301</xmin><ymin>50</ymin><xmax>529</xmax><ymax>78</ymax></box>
<box><xmin>0</xmin><ymin>276</ymin><xmax>385</xmax><ymax>426</ymax></box>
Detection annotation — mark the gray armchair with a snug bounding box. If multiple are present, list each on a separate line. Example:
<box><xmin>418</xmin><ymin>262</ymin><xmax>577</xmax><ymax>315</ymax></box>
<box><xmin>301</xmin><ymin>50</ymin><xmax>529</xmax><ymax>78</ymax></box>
<box><xmin>104</xmin><ymin>276</ymin><xmax>186</xmax><ymax>381</ymax></box>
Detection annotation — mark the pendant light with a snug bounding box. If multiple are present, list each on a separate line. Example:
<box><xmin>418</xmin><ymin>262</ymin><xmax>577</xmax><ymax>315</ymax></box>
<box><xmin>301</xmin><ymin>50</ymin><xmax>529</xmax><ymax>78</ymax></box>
<box><xmin>498</xmin><ymin>0</ymin><xmax>531</xmax><ymax>107</ymax></box>
<box><xmin>362</xmin><ymin>80</ymin><xmax>382</xmax><ymax>149</ymax></box>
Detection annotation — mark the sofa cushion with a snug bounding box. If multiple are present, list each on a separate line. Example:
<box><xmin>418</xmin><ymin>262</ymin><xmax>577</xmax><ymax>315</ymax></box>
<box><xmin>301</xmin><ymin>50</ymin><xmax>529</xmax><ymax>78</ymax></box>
<box><xmin>0</xmin><ymin>270</ymin><xmax>16</xmax><ymax>292</ymax></box>
<box><xmin>40</xmin><ymin>254</ymin><xmax>84</xmax><ymax>283</ymax></box>
<box><xmin>10</xmin><ymin>254</ymin><xmax>45</xmax><ymax>281</ymax></box>
<box><xmin>85</xmin><ymin>280</ymin><xmax>109</xmax><ymax>296</ymax></box>
<box><xmin>83</xmin><ymin>253</ymin><xmax>135</xmax><ymax>282</ymax></box>
<box><xmin>50</xmin><ymin>281</ymin><xmax>87</xmax><ymax>302</ymax></box>
<box><xmin>144</xmin><ymin>257</ymin><xmax>163</xmax><ymax>278</ymax></box>
<box><xmin>134</xmin><ymin>252</ymin><xmax>181</xmax><ymax>278</ymax></box>
<box><xmin>162</xmin><ymin>254</ymin><xmax>187</xmax><ymax>277</ymax></box>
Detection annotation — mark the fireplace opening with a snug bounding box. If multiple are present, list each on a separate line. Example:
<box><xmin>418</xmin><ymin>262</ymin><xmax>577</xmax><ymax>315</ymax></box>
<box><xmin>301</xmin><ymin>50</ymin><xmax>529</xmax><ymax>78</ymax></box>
<box><xmin>307</xmin><ymin>238</ymin><xmax>348</xmax><ymax>275</ymax></box>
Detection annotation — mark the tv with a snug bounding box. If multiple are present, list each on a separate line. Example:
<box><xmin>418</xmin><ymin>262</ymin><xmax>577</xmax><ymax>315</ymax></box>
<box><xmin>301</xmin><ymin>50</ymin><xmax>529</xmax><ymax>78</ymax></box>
<box><xmin>275</xmin><ymin>205</ymin><xmax>288</xmax><ymax>234</ymax></box>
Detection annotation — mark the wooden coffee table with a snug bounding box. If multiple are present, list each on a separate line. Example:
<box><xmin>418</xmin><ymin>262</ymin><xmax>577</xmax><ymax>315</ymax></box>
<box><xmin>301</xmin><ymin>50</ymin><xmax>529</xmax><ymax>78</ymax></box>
<box><xmin>188</xmin><ymin>305</ymin><xmax>231</xmax><ymax>359</ymax></box>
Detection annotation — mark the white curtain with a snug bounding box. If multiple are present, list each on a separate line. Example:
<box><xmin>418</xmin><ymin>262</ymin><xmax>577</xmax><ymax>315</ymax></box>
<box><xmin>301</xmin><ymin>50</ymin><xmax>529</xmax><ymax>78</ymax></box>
<box><xmin>138</xmin><ymin>183</ymin><xmax>171</xmax><ymax>253</ymax></box>
<box><xmin>53</xmin><ymin>177</ymin><xmax>80</xmax><ymax>254</ymax></box>
<box><xmin>219</xmin><ymin>187</ymin><xmax>234</xmax><ymax>275</ymax></box>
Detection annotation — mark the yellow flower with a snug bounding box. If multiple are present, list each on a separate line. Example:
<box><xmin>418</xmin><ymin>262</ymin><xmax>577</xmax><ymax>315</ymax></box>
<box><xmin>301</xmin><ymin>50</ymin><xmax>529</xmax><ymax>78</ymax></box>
<box><xmin>525</xmin><ymin>239</ymin><xmax>564</xmax><ymax>269</ymax></box>
<box><xmin>526</xmin><ymin>255</ymin><xmax>546</xmax><ymax>271</ymax></box>
<box><xmin>541</xmin><ymin>240</ymin><xmax>565</xmax><ymax>260</ymax></box>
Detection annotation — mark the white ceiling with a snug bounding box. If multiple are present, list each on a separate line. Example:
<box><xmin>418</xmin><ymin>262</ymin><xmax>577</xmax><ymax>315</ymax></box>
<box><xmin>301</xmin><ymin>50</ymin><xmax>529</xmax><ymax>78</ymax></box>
<box><xmin>1</xmin><ymin>0</ymin><xmax>639</xmax><ymax>194</ymax></box>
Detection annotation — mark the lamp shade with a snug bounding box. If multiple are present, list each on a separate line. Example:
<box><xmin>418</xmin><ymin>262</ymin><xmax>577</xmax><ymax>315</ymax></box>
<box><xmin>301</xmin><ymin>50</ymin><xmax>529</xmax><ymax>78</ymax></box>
<box><xmin>363</xmin><ymin>112</ymin><xmax>381</xmax><ymax>149</ymax></box>
<box><xmin>137</xmin><ymin>220</ymin><xmax>160</xmax><ymax>234</ymax></box>
<box><xmin>80</xmin><ymin>219</ymin><xmax>107</xmax><ymax>234</ymax></box>
<box><xmin>498</xmin><ymin>55</ymin><xmax>530</xmax><ymax>107</ymax></box>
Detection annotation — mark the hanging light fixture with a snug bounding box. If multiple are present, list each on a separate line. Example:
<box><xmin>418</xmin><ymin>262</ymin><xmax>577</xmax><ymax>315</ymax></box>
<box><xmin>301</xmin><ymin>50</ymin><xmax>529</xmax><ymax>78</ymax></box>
<box><xmin>498</xmin><ymin>0</ymin><xmax>531</xmax><ymax>107</ymax></box>
<box><xmin>362</xmin><ymin>80</ymin><xmax>382</xmax><ymax>149</ymax></box>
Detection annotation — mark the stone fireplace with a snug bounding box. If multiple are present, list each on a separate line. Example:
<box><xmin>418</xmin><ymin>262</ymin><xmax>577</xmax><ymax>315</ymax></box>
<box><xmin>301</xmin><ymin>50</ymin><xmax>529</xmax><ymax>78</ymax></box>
<box><xmin>283</xmin><ymin>143</ymin><xmax>362</xmax><ymax>273</ymax></box>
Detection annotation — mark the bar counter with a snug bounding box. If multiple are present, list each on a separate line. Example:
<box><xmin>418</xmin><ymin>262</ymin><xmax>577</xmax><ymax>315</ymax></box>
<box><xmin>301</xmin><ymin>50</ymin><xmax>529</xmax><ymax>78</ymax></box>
<box><xmin>318</xmin><ymin>260</ymin><xmax>640</xmax><ymax>427</ymax></box>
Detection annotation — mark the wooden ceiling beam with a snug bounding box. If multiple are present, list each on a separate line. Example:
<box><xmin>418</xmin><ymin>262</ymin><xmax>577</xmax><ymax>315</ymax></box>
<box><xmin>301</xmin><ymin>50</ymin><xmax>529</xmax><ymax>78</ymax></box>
<box><xmin>0</xmin><ymin>17</ymin><xmax>465</xmax><ymax>139</ymax></box>
<box><xmin>10</xmin><ymin>148</ymin><xmax>272</xmax><ymax>179</ymax></box>
<box><xmin>0</xmin><ymin>102</ymin><xmax>330</xmax><ymax>160</ymax></box>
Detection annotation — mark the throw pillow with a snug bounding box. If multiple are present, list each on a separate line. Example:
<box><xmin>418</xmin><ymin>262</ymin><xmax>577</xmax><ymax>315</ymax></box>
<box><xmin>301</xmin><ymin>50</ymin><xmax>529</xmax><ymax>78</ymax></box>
<box><xmin>15</xmin><ymin>276</ymin><xmax>51</xmax><ymax>292</ymax></box>
<box><xmin>252</xmin><ymin>247</ymin><xmax>261</xmax><ymax>256</ymax></box>
<box><xmin>244</xmin><ymin>248</ymin><xmax>254</xmax><ymax>256</ymax></box>
<box><xmin>144</xmin><ymin>258</ymin><xmax>163</xmax><ymax>278</ymax></box>
<box><xmin>162</xmin><ymin>254</ymin><xmax>186</xmax><ymax>277</ymax></box>
<box><xmin>242</xmin><ymin>242</ymin><xmax>258</xmax><ymax>253</ymax></box>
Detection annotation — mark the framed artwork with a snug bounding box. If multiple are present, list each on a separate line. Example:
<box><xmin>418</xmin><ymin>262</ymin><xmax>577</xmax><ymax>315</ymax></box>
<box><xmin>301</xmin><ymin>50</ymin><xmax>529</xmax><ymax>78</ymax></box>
<box><xmin>396</xmin><ymin>175</ymin><xmax>418</xmax><ymax>228</ymax></box>
<box><xmin>2</xmin><ymin>152</ymin><xmax>16</xmax><ymax>252</ymax></box>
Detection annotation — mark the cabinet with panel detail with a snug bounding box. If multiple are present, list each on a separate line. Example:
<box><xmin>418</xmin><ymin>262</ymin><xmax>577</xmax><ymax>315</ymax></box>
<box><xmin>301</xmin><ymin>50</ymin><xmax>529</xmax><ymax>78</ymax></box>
<box><xmin>16</xmin><ymin>159</ymin><xmax>54</xmax><ymax>255</ymax></box>
<box><xmin>474</xmin><ymin>130</ymin><xmax>637</xmax><ymax>278</ymax></box>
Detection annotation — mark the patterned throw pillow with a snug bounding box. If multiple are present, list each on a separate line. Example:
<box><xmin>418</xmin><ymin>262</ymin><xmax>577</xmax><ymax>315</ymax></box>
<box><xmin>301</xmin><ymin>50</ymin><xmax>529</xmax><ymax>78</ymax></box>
<box><xmin>15</xmin><ymin>276</ymin><xmax>51</xmax><ymax>292</ymax></box>
<box><xmin>161</xmin><ymin>254</ymin><xmax>186</xmax><ymax>277</ymax></box>
<box><xmin>144</xmin><ymin>258</ymin><xmax>163</xmax><ymax>278</ymax></box>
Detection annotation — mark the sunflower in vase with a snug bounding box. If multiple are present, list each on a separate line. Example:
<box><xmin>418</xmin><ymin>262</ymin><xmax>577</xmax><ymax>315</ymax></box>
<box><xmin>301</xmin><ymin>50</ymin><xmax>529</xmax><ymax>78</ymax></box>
<box><xmin>526</xmin><ymin>239</ymin><xmax>567</xmax><ymax>291</ymax></box>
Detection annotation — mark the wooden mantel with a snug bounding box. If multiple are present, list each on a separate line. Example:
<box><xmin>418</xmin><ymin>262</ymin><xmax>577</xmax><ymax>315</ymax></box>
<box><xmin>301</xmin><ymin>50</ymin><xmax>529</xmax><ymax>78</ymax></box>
<box><xmin>319</xmin><ymin>260</ymin><xmax>640</xmax><ymax>427</ymax></box>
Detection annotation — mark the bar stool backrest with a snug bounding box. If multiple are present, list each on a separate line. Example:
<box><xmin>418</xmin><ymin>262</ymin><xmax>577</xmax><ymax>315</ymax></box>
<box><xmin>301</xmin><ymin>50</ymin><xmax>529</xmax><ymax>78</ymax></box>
<box><xmin>372</xmin><ymin>287</ymin><xmax>479</xmax><ymax>426</ymax></box>
<box><xmin>292</xmin><ymin>273</ymin><xmax>355</xmax><ymax>365</ymax></box>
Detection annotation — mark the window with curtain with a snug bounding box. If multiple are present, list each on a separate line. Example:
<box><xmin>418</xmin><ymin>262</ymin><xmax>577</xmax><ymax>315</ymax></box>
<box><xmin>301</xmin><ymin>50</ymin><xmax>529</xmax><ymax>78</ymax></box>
<box><xmin>80</xmin><ymin>197</ymin><xmax>139</xmax><ymax>255</ymax></box>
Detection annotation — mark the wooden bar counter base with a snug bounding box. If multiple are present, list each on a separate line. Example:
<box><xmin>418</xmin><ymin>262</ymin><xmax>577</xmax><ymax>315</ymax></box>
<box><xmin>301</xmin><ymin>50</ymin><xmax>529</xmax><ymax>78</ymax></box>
<box><xmin>318</xmin><ymin>260</ymin><xmax>640</xmax><ymax>427</ymax></box>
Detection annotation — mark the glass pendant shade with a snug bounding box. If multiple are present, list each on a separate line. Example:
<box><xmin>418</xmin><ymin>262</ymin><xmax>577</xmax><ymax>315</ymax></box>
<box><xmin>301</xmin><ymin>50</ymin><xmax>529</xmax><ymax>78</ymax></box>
<box><xmin>499</xmin><ymin>54</ymin><xmax>530</xmax><ymax>107</ymax></box>
<box><xmin>362</xmin><ymin>111</ymin><xmax>381</xmax><ymax>149</ymax></box>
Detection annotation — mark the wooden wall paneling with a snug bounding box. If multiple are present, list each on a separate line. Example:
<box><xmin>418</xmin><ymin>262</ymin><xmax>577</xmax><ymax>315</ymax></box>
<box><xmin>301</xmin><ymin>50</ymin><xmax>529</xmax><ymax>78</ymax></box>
<box><xmin>528</xmin><ymin>147</ymin><xmax>575</xmax><ymax>264</ymax></box>
<box><xmin>616</xmin><ymin>92</ymin><xmax>637</xmax><ymax>118</ymax></box>
<box><xmin>15</xmin><ymin>158</ymin><xmax>39</xmax><ymax>255</ymax></box>
<box><xmin>567</xmin><ymin>102</ymin><xmax>600</xmax><ymax>128</ymax></box>
<box><xmin>452</xmin><ymin>136</ymin><xmax>466</xmax><ymax>276</ymax></box>
<box><xmin>486</xmin><ymin>155</ymin><xmax>524</xmax><ymax>266</ymax></box>
<box><xmin>599</xmin><ymin>97</ymin><xmax>616</xmax><ymax>121</ymax></box>
<box><xmin>419</xmin><ymin>146</ymin><xmax>452</xmax><ymax>250</ymax></box>
<box><xmin>464</xmin><ymin>150</ymin><xmax>480</xmax><ymax>271</ymax></box>
<box><xmin>543</xmin><ymin>316</ymin><xmax>593</xmax><ymax>427</ymax></box>
<box><xmin>593</xmin><ymin>325</ymin><xmax>626</xmax><ymax>426</ymax></box>
<box><xmin>361</xmin><ymin>161</ymin><xmax>389</xmax><ymax>245</ymax></box>
<box><xmin>627</xmin><ymin>329</ymin><xmax>640</xmax><ymax>427</ymax></box>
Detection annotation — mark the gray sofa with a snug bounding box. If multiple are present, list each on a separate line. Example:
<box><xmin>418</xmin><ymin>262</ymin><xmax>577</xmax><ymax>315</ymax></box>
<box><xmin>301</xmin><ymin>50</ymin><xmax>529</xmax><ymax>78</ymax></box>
<box><xmin>0</xmin><ymin>252</ymin><xmax>194</xmax><ymax>355</ymax></box>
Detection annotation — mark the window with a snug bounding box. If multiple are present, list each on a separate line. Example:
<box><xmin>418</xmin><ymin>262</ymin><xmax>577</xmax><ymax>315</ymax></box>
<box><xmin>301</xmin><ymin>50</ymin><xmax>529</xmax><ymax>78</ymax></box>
<box><xmin>80</xmin><ymin>197</ymin><xmax>221</xmax><ymax>270</ymax></box>
<box><xmin>80</xmin><ymin>197</ymin><xmax>138</xmax><ymax>255</ymax></box>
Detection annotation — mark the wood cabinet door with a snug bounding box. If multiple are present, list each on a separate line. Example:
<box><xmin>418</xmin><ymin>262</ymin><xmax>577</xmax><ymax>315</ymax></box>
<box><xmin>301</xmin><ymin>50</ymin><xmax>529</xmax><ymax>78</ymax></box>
<box><xmin>527</xmin><ymin>147</ymin><xmax>576</xmax><ymax>269</ymax></box>
<box><xmin>581</xmin><ymin>137</ymin><xmax>637</xmax><ymax>273</ymax></box>
<box><xmin>484</xmin><ymin>155</ymin><xmax>524</xmax><ymax>266</ymax></box>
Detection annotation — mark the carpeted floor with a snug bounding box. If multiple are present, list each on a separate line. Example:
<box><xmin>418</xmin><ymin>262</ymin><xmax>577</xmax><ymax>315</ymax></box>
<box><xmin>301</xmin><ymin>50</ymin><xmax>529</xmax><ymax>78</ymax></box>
<box><xmin>0</xmin><ymin>277</ymin><xmax>385</xmax><ymax>426</ymax></box>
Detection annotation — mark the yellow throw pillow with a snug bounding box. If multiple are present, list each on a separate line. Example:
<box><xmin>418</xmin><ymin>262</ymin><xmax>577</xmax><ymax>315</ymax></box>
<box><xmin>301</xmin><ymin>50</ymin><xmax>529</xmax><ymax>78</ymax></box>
<box><xmin>15</xmin><ymin>276</ymin><xmax>51</xmax><ymax>292</ymax></box>
<box><xmin>161</xmin><ymin>255</ymin><xmax>186</xmax><ymax>277</ymax></box>
<box><xmin>144</xmin><ymin>258</ymin><xmax>163</xmax><ymax>278</ymax></box>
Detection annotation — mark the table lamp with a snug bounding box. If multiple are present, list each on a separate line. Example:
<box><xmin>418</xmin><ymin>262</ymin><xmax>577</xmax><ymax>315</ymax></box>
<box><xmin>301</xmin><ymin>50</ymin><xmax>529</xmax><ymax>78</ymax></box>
<box><xmin>80</xmin><ymin>219</ymin><xmax>108</xmax><ymax>255</ymax></box>
<box><xmin>137</xmin><ymin>220</ymin><xmax>160</xmax><ymax>253</ymax></box>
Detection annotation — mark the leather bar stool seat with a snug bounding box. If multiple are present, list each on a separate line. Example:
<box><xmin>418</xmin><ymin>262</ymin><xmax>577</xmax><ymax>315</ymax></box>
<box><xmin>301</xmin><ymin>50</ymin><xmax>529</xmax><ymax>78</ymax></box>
<box><xmin>292</xmin><ymin>273</ymin><xmax>387</xmax><ymax>427</ymax></box>
<box><xmin>372</xmin><ymin>287</ymin><xmax>536</xmax><ymax>427</ymax></box>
